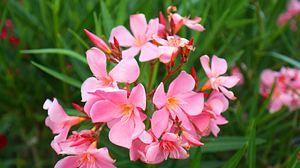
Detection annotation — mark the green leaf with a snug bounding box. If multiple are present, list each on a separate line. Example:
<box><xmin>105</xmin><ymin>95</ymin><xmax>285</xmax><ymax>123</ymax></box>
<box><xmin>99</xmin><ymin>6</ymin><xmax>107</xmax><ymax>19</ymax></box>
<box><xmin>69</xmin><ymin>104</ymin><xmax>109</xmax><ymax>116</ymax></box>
<box><xmin>222</xmin><ymin>145</ymin><xmax>247</xmax><ymax>168</ymax></box>
<box><xmin>270</xmin><ymin>52</ymin><xmax>300</xmax><ymax>68</ymax></box>
<box><xmin>247</xmin><ymin>119</ymin><xmax>256</xmax><ymax>168</ymax></box>
<box><xmin>202</xmin><ymin>136</ymin><xmax>264</xmax><ymax>153</ymax></box>
<box><xmin>31</xmin><ymin>61</ymin><xmax>81</xmax><ymax>88</ymax></box>
<box><xmin>21</xmin><ymin>48</ymin><xmax>87</xmax><ymax>64</ymax></box>
<box><xmin>100</xmin><ymin>1</ymin><xmax>114</xmax><ymax>37</ymax></box>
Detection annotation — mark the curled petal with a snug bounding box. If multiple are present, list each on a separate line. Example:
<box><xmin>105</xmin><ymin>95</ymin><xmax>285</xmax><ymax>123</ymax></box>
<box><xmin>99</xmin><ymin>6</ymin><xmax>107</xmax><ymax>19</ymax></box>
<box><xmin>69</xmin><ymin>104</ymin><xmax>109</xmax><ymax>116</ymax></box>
<box><xmin>200</xmin><ymin>55</ymin><xmax>212</xmax><ymax>77</ymax></box>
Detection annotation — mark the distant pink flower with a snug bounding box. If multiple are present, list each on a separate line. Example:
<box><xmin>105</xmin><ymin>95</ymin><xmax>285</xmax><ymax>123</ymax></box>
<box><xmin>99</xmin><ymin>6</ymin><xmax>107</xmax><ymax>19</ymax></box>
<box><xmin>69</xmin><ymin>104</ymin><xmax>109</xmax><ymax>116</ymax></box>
<box><xmin>109</xmin><ymin>14</ymin><xmax>159</xmax><ymax>62</ymax></box>
<box><xmin>277</xmin><ymin>0</ymin><xmax>300</xmax><ymax>30</ymax></box>
<box><xmin>53</xmin><ymin>130</ymin><xmax>96</xmax><ymax>155</ymax></box>
<box><xmin>84</xmin><ymin>29</ymin><xmax>111</xmax><ymax>53</ymax></box>
<box><xmin>89</xmin><ymin>84</ymin><xmax>146</xmax><ymax>148</ymax></box>
<box><xmin>191</xmin><ymin>91</ymin><xmax>228</xmax><ymax>136</ymax></box>
<box><xmin>145</xmin><ymin>133</ymin><xmax>188</xmax><ymax>164</ymax></box>
<box><xmin>55</xmin><ymin>146</ymin><xmax>116</xmax><ymax>168</ymax></box>
<box><xmin>43</xmin><ymin>98</ymin><xmax>84</xmax><ymax>134</ymax></box>
<box><xmin>200</xmin><ymin>55</ymin><xmax>239</xmax><ymax>100</ymax></box>
<box><xmin>170</xmin><ymin>13</ymin><xmax>205</xmax><ymax>33</ymax></box>
<box><xmin>232</xmin><ymin>66</ymin><xmax>244</xmax><ymax>86</ymax></box>
<box><xmin>151</xmin><ymin>71</ymin><xmax>204</xmax><ymax>138</ymax></box>
<box><xmin>81</xmin><ymin>47</ymin><xmax>140</xmax><ymax>102</ymax></box>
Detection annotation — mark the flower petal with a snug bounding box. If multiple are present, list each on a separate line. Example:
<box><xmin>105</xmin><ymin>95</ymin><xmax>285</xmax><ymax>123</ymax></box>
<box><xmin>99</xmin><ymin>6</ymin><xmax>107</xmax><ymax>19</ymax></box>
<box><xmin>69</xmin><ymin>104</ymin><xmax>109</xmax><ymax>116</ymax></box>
<box><xmin>179</xmin><ymin>92</ymin><xmax>204</xmax><ymax>116</ymax></box>
<box><xmin>54</xmin><ymin>156</ymin><xmax>79</xmax><ymax>168</ymax></box>
<box><xmin>219</xmin><ymin>76</ymin><xmax>240</xmax><ymax>88</ymax></box>
<box><xmin>151</xmin><ymin>108</ymin><xmax>169</xmax><ymax>138</ymax></box>
<box><xmin>109</xmin><ymin>26</ymin><xmax>135</xmax><ymax>47</ymax></box>
<box><xmin>211</xmin><ymin>55</ymin><xmax>227</xmax><ymax>76</ymax></box>
<box><xmin>129</xmin><ymin>84</ymin><xmax>146</xmax><ymax>110</ymax></box>
<box><xmin>130</xmin><ymin>14</ymin><xmax>148</xmax><ymax>38</ymax></box>
<box><xmin>109</xmin><ymin>58</ymin><xmax>140</xmax><ymax>83</ymax></box>
<box><xmin>90</xmin><ymin>100</ymin><xmax>119</xmax><ymax>123</ymax></box>
<box><xmin>109</xmin><ymin>120</ymin><xmax>134</xmax><ymax>148</ymax></box>
<box><xmin>139</xmin><ymin>42</ymin><xmax>159</xmax><ymax>62</ymax></box>
<box><xmin>168</xmin><ymin>71</ymin><xmax>195</xmax><ymax>96</ymax></box>
<box><xmin>122</xmin><ymin>47</ymin><xmax>140</xmax><ymax>59</ymax></box>
<box><xmin>86</xmin><ymin>47</ymin><xmax>107</xmax><ymax>78</ymax></box>
<box><xmin>200</xmin><ymin>55</ymin><xmax>212</xmax><ymax>77</ymax></box>
<box><xmin>153</xmin><ymin>83</ymin><xmax>167</xmax><ymax>109</ymax></box>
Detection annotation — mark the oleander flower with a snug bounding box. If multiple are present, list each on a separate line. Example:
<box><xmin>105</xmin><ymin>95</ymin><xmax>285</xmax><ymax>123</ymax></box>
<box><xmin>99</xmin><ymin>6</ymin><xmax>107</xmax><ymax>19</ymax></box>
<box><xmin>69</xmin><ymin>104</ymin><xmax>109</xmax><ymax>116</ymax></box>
<box><xmin>109</xmin><ymin>14</ymin><xmax>159</xmax><ymax>62</ymax></box>
<box><xmin>200</xmin><ymin>55</ymin><xmax>239</xmax><ymax>100</ymax></box>
<box><xmin>151</xmin><ymin>71</ymin><xmax>204</xmax><ymax>138</ymax></box>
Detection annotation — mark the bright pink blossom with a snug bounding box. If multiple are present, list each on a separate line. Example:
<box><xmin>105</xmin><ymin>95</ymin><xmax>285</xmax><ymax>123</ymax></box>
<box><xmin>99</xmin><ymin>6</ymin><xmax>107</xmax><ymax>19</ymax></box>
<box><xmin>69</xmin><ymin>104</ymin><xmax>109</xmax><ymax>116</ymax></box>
<box><xmin>231</xmin><ymin>66</ymin><xmax>244</xmax><ymax>86</ymax></box>
<box><xmin>191</xmin><ymin>91</ymin><xmax>228</xmax><ymax>136</ymax></box>
<box><xmin>53</xmin><ymin>130</ymin><xmax>96</xmax><ymax>155</ymax></box>
<box><xmin>109</xmin><ymin>14</ymin><xmax>159</xmax><ymax>62</ymax></box>
<box><xmin>89</xmin><ymin>84</ymin><xmax>146</xmax><ymax>148</ymax></box>
<box><xmin>170</xmin><ymin>13</ymin><xmax>205</xmax><ymax>33</ymax></box>
<box><xmin>151</xmin><ymin>71</ymin><xmax>204</xmax><ymax>138</ymax></box>
<box><xmin>277</xmin><ymin>0</ymin><xmax>300</xmax><ymax>30</ymax></box>
<box><xmin>145</xmin><ymin>133</ymin><xmax>188</xmax><ymax>164</ymax></box>
<box><xmin>200</xmin><ymin>55</ymin><xmax>239</xmax><ymax>100</ymax></box>
<box><xmin>81</xmin><ymin>47</ymin><xmax>140</xmax><ymax>102</ymax></box>
<box><xmin>54</xmin><ymin>146</ymin><xmax>116</xmax><ymax>168</ymax></box>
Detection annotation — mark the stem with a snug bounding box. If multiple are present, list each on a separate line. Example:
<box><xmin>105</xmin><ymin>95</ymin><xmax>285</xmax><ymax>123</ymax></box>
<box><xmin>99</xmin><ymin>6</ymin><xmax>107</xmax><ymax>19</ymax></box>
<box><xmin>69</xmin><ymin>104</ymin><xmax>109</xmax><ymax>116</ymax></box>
<box><xmin>147</xmin><ymin>61</ymin><xmax>157</xmax><ymax>91</ymax></box>
<box><xmin>162</xmin><ymin>63</ymin><xmax>185</xmax><ymax>82</ymax></box>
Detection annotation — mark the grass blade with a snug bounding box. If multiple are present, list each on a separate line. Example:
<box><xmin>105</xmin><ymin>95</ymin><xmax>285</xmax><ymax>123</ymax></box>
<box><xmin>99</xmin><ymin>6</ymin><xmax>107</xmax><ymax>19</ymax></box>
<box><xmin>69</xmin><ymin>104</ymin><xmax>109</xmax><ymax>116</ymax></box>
<box><xmin>31</xmin><ymin>61</ymin><xmax>81</xmax><ymax>88</ymax></box>
<box><xmin>270</xmin><ymin>52</ymin><xmax>300</xmax><ymax>68</ymax></box>
<box><xmin>21</xmin><ymin>48</ymin><xmax>87</xmax><ymax>64</ymax></box>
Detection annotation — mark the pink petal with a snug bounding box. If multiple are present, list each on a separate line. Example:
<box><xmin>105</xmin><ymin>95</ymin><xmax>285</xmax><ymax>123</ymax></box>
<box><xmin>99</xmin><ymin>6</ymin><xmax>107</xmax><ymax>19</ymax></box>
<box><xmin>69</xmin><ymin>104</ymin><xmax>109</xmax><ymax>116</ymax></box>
<box><xmin>109</xmin><ymin>120</ymin><xmax>134</xmax><ymax>148</ymax></box>
<box><xmin>90</xmin><ymin>100</ymin><xmax>118</xmax><ymax>123</ymax></box>
<box><xmin>182</xmin><ymin>131</ymin><xmax>204</xmax><ymax>146</ymax></box>
<box><xmin>83</xmin><ymin>97</ymin><xmax>102</xmax><ymax>116</ymax></box>
<box><xmin>168</xmin><ymin>71</ymin><xmax>195</xmax><ymax>96</ymax></box>
<box><xmin>211</xmin><ymin>55</ymin><xmax>227</xmax><ymax>76</ymax></box>
<box><xmin>184</xmin><ymin>19</ymin><xmax>205</xmax><ymax>32</ymax></box>
<box><xmin>146</xmin><ymin>142</ymin><xmax>164</xmax><ymax>163</ymax></box>
<box><xmin>159</xmin><ymin>46</ymin><xmax>177</xmax><ymax>64</ymax></box>
<box><xmin>139</xmin><ymin>131</ymin><xmax>153</xmax><ymax>144</ymax></box>
<box><xmin>207</xmin><ymin>91</ymin><xmax>229</xmax><ymax>115</ymax></box>
<box><xmin>146</xmin><ymin>18</ymin><xmax>159</xmax><ymax>39</ymax></box>
<box><xmin>219</xmin><ymin>76</ymin><xmax>240</xmax><ymax>88</ymax></box>
<box><xmin>51</xmin><ymin>127</ymin><xmax>69</xmax><ymax>154</ymax></box>
<box><xmin>122</xmin><ymin>47</ymin><xmax>140</xmax><ymax>59</ymax></box>
<box><xmin>92</xmin><ymin>148</ymin><xmax>116</xmax><ymax>168</ymax></box>
<box><xmin>174</xmin><ymin>108</ymin><xmax>192</xmax><ymax>130</ymax></box>
<box><xmin>130</xmin><ymin>14</ymin><xmax>148</xmax><ymax>38</ymax></box>
<box><xmin>94</xmin><ymin>88</ymin><xmax>127</xmax><ymax>105</ymax></box>
<box><xmin>129</xmin><ymin>84</ymin><xmax>146</xmax><ymax>110</ymax></box>
<box><xmin>81</xmin><ymin>77</ymin><xmax>102</xmax><ymax>102</ymax></box>
<box><xmin>86</xmin><ymin>47</ymin><xmax>107</xmax><ymax>78</ymax></box>
<box><xmin>109</xmin><ymin>58</ymin><xmax>140</xmax><ymax>83</ymax></box>
<box><xmin>139</xmin><ymin>42</ymin><xmax>159</xmax><ymax>62</ymax></box>
<box><xmin>219</xmin><ymin>86</ymin><xmax>236</xmax><ymax>100</ymax></box>
<box><xmin>200</xmin><ymin>55</ymin><xmax>212</xmax><ymax>77</ymax></box>
<box><xmin>54</xmin><ymin>156</ymin><xmax>79</xmax><ymax>168</ymax></box>
<box><xmin>153</xmin><ymin>83</ymin><xmax>167</xmax><ymax>109</ymax></box>
<box><xmin>211</xmin><ymin>122</ymin><xmax>220</xmax><ymax>137</ymax></box>
<box><xmin>169</xmin><ymin>146</ymin><xmax>188</xmax><ymax>159</ymax></box>
<box><xmin>161</xmin><ymin>133</ymin><xmax>178</xmax><ymax>142</ymax></box>
<box><xmin>132</xmin><ymin>115</ymin><xmax>145</xmax><ymax>139</ymax></box>
<box><xmin>151</xmin><ymin>108</ymin><xmax>169</xmax><ymax>138</ymax></box>
<box><xmin>109</xmin><ymin>26</ymin><xmax>135</xmax><ymax>47</ymax></box>
<box><xmin>179</xmin><ymin>92</ymin><xmax>204</xmax><ymax>116</ymax></box>
<box><xmin>45</xmin><ymin>98</ymin><xmax>68</xmax><ymax>122</ymax></box>
<box><xmin>191</xmin><ymin>113</ymin><xmax>210</xmax><ymax>132</ymax></box>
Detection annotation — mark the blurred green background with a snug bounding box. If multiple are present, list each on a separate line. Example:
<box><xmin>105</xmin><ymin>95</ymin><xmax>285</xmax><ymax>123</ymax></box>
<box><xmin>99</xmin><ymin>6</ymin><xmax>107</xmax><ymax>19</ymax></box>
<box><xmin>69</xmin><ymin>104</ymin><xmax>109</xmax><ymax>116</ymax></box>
<box><xmin>0</xmin><ymin>0</ymin><xmax>299</xmax><ymax>167</ymax></box>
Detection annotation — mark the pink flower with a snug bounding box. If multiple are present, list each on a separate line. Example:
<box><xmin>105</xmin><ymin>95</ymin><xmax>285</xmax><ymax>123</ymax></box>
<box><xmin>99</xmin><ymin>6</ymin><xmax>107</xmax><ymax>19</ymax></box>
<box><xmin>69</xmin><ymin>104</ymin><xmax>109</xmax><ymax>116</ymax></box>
<box><xmin>151</xmin><ymin>71</ymin><xmax>204</xmax><ymax>138</ymax></box>
<box><xmin>191</xmin><ymin>91</ymin><xmax>228</xmax><ymax>136</ymax></box>
<box><xmin>43</xmin><ymin>98</ymin><xmax>84</xmax><ymax>134</ymax></box>
<box><xmin>170</xmin><ymin>13</ymin><xmax>205</xmax><ymax>33</ymax></box>
<box><xmin>54</xmin><ymin>146</ymin><xmax>116</xmax><ymax>168</ymax></box>
<box><xmin>109</xmin><ymin>14</ymin><xmax>159</xmax><ymax>62</ymax></box>
<box><xmin>277</xmin><ymin>0</ymin><xmax>300</xmax><ymax>29</ymax></box>
<box><xmin>200</xmin><ymin>55</ymin><xmax>239</xmax><ymax>100</ymax></box>
<box><xmin>89</xmin><ymin>84</ymin><xmax>146</xmax><ymax>148</ymax></box>
<box><xmin>81</xmin><ymin>47</ymin><xmax>140</xmax><ymax>102</ymax></box>
<box><xmin>84</xmin><ymin>29</ymin><xmax>111</xmax><ymax>53</ymax></box>
<box><xmin>231</xmin><ymin>66</ymin><xmax>244</xmax><ymax>86</ymax></box>
<box><xmin>153</xmin><ymin>35</ymin><xmax>192</xmax><ymax>63</ymax></box>
<box><xmin>129</xmin><ymin>131</ymin><xmax>153</xmax><ymax>162</ymax></box>
<box><xmin>53</xmin><ymin>130</ymin><xmax>96</xmax><ymax>155</ymax></box>
<box><xmin>145</xmin><ymin>133</ymin><xmax>188</xmax><ymax>164</ymax></box>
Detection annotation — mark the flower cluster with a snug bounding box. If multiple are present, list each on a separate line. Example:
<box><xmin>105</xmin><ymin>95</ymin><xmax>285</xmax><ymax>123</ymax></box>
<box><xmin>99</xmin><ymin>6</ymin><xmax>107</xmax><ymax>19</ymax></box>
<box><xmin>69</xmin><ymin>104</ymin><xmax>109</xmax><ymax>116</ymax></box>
<box><xmin>277</xmin><ymin>0</ymin><xmax>300</xmax><ymax>31</ymax></box>
<box><xmin>260</xmin><ymin>67</ymin><xmax>300</xmax><ymax>112</ymax></box>
<box><xmin>0</xmin><ymin>19</ymin><xmax>20</xmax><ymax>45</ymax></box>
<box><xmin>43</xmin><ymin>6</ymin><xmax>239</xmax><ymax>167</ymax></box>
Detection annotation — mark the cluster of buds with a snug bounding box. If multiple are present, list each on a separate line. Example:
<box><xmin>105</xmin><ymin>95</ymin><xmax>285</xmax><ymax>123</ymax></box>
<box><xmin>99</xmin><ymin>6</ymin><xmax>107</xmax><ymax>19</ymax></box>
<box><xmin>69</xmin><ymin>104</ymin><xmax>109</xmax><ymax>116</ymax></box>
<box><xmin>260</xmin><ymin>67</ymin><xmax>300</xmax><ymax>112</ymax></box>
<box><xmin>277</xmin><ymin>0</ymin><xmax>300</xmax><ymax>31</ymax></box>
<box><xmin>43</xmin><ymin>7</ymin><xmax>239</xmax><ymax>167</ymax></box>
<box><xmin>0</xmin><ymin>19</ymin><xmax>20</xmax><ymax>45</ymax></box>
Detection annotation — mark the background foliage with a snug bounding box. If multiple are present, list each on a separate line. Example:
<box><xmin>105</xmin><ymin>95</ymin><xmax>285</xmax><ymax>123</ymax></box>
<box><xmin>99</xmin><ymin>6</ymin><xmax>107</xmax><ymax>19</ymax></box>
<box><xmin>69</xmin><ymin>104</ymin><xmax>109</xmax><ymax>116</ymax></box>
<box><xmin>0</xmin><ymin>0</ymin><xmax>299</xmax><ymax>167</ymax></box>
